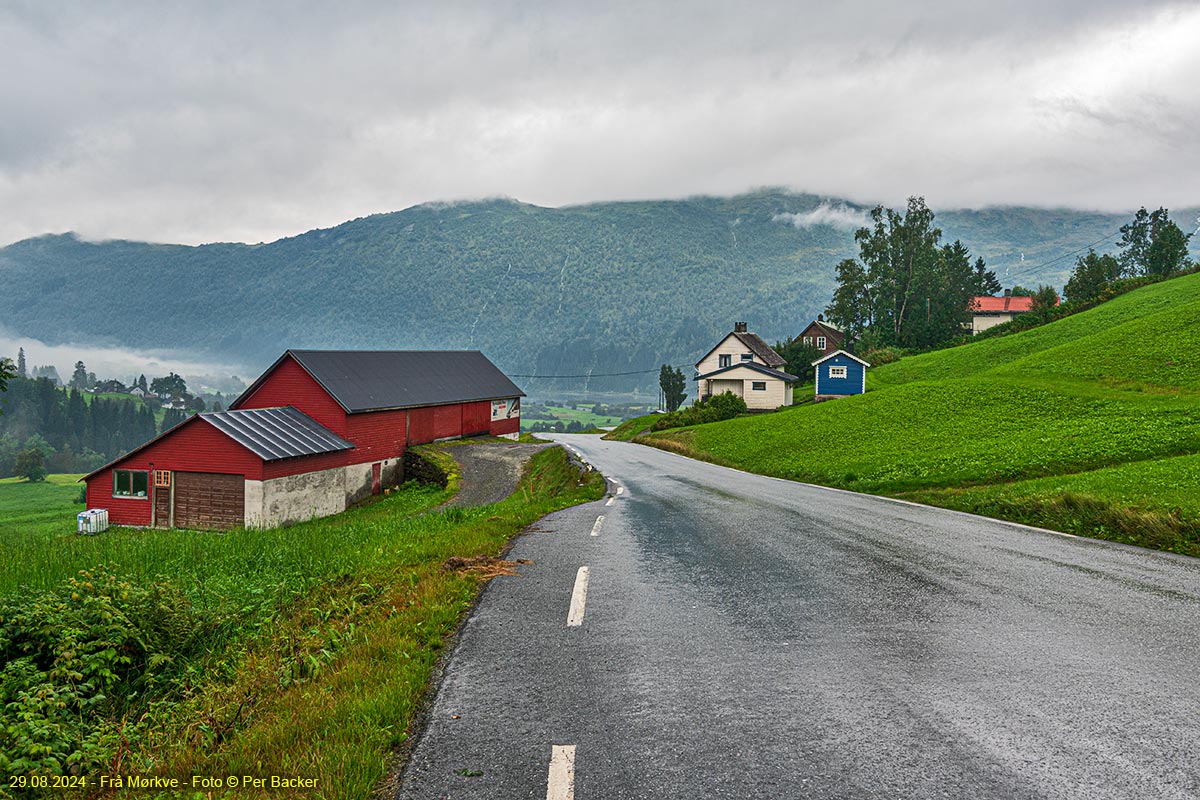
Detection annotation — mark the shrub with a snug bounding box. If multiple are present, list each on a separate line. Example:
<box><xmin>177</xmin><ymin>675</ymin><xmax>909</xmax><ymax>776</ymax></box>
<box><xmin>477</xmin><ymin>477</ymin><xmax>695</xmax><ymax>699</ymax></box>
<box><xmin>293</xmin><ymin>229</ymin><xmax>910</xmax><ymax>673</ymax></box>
<box><xmin>651</xmin><ymin>391</ymin><xmax>747</xmax><ymax>431</ymax></box>
<box><xmin>859</xmin><ymin>346</ymin><xmax>906</xmax><ymax>366</ymax></box>
<box><xmin>0</xmin><ymin>567</ymin><xmax>207</xmax><ymax>775</ymax></box>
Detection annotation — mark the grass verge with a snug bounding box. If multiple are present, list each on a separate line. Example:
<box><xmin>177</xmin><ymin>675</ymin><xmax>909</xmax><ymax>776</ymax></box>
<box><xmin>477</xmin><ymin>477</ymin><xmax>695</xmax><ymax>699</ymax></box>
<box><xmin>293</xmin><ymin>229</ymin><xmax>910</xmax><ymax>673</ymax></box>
<box><xmin>0</xmin><ymin>446</ymin><xmax>604</xmax><ymax>797</ymax></box>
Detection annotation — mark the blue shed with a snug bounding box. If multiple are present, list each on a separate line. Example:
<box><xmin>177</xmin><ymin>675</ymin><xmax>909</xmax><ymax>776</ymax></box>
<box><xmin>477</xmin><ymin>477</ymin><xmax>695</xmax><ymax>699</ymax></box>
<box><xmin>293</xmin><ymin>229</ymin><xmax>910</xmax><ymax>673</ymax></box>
<box><xmin>812</xmin><ymin>350</ymin><xmax>870</xmax><ymax>398</ymax></box>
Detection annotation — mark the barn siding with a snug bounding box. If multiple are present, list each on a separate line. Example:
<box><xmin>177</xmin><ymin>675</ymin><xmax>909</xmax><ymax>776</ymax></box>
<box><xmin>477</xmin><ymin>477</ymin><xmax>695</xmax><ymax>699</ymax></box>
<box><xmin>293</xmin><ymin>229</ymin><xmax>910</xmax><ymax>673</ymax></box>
<box><xmin>262</xmin><ymin>448</ymin><xmax>355</xmax><ymax>480</ymax></box>
<box><xmin>234</xmin><ymin>355</ymin><xmax>349</xmax><ymax>436</ymax></box>
<box><xmin>84</xmin><ymin>416</ymin><xmax>267</xmax><ymax>527</ymax></box>
<box><xmin>463</xmin><ymin>401</ymin><xmax>491</xmax><ymax>436</ymax></box>
<box><xmin>433</xmin><ymin>405</ymin><xmax>462</xmax><ymax>440</ymax></box>
<box><xmin>345</xmin><ymin>408</ymin><xmax>409</xmax><ymax>464</ymax></box>
<box><xmin>408</xmin><ymin>406</ymin><xmax>437</xmax><ymax>444</ymax></box>
<box><xmin>490</xmin><ymin>416</ymin><xmax>520</xmax><ymax>437</ymax></box>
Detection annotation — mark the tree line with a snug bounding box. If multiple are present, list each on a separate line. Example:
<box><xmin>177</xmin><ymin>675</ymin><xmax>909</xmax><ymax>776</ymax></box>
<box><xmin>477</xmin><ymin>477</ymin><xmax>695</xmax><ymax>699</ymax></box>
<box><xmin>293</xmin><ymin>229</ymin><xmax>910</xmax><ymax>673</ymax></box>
<box><xmin>0</xmin><ymin>377</ymin><xmax>162</xmax><ymax>479</ymax></box>
<box><xmin>824</xmin><ymin>198</ymin><xmax>1194</xmax><ymax>353</ymax></box>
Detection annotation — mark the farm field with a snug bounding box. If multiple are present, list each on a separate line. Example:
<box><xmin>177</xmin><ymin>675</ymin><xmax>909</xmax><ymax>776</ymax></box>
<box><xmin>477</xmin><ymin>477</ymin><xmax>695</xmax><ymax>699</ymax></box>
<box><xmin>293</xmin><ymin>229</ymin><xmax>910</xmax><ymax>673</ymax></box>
<box><xmin>521</xmin><ymin>402</ymin><xmax>636</xmax><ymax>430</ymax></box>
<box><xmin>0</xmin><ymin>473</ymin><xmax>84</xmax><ymax>537</ymax></box>
<box><xmin>641</xmin><ymin>271</ymin><xmax>1200</xmax><ymax>556</ymax></box>
<box><xmin>0</xmin><ymin>445</ymin><xmax>605</xmax><ymax>796</ymax></box>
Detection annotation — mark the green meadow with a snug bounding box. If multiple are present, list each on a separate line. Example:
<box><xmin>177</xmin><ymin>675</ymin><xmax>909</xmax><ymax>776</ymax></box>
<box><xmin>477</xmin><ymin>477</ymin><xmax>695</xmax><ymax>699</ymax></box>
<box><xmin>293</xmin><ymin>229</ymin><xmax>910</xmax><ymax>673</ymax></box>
<box><xmin>0</xmin><ymin>473</ymin><xmax>84</xmax><ymax>538</ymax></box>
<box><xmin>640</xmin><ymin>271</ymin><xmax>1200</xmax><ymax>555</ymax></box>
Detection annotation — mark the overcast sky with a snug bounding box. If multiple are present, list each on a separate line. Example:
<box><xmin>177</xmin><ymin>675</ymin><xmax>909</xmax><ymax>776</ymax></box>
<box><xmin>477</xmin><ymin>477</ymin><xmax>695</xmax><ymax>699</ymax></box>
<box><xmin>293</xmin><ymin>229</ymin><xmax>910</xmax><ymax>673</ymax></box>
<box><xmin>1</xmin><ymin>0</ymin><xmax>1197</xmax><ymax>246</ymax></box>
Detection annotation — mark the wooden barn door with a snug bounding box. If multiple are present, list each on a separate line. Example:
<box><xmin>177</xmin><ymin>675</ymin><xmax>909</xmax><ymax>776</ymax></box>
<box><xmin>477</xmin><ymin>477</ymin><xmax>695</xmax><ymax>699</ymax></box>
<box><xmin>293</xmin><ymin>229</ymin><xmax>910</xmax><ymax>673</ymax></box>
<box><xmin>153</xmin><ymin>470</ymin><xmax>172</xmax><ymax>529</ymax></box>
<box><xmin>173</xmin><ymin>472</ymin><xmax>244</xmax><ymax>530</ymax></box>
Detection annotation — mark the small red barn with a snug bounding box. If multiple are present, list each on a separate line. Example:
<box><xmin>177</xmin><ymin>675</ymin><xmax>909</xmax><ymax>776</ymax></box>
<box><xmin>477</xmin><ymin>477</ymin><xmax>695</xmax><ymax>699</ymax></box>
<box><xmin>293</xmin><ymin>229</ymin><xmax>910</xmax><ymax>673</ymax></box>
<box><xmin>82</xmin><ymin>350</ymin><xmax>524</xmax><ymax>530</ymax></box>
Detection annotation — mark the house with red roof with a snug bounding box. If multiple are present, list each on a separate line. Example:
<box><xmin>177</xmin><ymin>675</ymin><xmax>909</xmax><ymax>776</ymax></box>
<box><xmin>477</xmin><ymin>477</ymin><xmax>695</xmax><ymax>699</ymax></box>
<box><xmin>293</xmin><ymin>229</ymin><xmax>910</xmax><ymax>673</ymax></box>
<box><xmin>970</xmin><ymin>290</ymin><xmax>1037</xmax><ymax>334</ymax></box>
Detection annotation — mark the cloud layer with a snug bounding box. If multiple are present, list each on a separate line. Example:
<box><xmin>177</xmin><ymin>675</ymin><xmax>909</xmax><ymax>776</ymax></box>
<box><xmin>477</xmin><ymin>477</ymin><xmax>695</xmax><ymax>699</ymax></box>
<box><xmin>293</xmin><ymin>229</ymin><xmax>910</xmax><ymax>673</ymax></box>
<box><xmin>1</xmin><ymin>1</ymin><xmax>1197</xmax><ymax>245</ymax></box>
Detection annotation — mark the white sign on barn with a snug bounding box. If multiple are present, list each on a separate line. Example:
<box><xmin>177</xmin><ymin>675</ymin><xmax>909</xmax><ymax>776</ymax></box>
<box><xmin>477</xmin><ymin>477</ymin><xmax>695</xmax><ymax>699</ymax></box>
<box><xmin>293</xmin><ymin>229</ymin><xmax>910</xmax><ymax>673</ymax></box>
<box><xmin>491</xmin><ymin>398</ymin><xmax>520</xmax><ymax>421</ymax></box>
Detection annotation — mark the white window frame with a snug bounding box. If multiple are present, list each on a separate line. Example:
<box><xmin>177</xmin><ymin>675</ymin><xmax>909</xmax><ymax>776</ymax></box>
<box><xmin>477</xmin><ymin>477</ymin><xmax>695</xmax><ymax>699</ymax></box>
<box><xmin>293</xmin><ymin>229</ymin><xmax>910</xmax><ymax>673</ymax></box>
<box><xmin>803</xmin><ymin>336</ymin><xmax>813</xmax><ymax>346</ymax></box>
<box><xmin>829</xmin><ymin>365</ymin><xmax>848</xmax><ymax>379</ymax></box>
<box><xmin>817</xmin><ymin>336</ymin><xmax>827</xmax><ymax>350</ymax></box>
<box><xmin>751</xmin><ymin>381</ymin><xmax>767</xmax><ymax>391</ymax></box>
<box><xmin>741</xmin><ymin>353</ymin><xmax>754</xmax><ymax>362</ymax></box>
<box><xmin>719</xmin><ymin>354</ymin><xmax>732</xmax><ymax>368</ymax></box>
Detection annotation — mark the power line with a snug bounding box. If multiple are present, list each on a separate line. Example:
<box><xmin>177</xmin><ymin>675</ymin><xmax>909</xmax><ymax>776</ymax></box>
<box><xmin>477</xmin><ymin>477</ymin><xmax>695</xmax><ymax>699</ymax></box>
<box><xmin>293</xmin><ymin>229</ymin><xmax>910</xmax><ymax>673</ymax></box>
<box><xmin>1002</xmin><ymin>229</ymin><xmax>1122</xmax><ymax>283</ymax></box>
<box><xmin>508</xmin><ymin>365</ymin><xmax>692</xmax><ymax>379</ymax></box>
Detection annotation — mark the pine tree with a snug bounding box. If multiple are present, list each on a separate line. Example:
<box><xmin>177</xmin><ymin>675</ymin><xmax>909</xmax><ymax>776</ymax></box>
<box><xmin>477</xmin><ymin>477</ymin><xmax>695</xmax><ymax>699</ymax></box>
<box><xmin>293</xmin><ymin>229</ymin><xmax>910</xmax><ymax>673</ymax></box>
<box><xmin>16</xmin><ymin>348</ymin><xmax>26</xmax><ymax>378</ymax></box>
<box><xmin>71</xmin><ymin>361</ymin><xmax>88</xmax><ymax>391</ymax></box>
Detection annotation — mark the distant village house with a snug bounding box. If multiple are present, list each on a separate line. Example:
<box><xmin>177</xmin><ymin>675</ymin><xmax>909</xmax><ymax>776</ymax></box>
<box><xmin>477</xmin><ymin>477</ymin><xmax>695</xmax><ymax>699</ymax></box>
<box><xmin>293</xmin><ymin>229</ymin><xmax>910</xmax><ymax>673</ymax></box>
<box><xmin>798</xmin><ymin>315</ymin><xmax>845</xmax><ymax>357</ymax></box>
<box><xmin>812</xmin><ymin>350</ymin><xmax>870</xmax><ymax>401</ymax></box>
<box><xmin>969</xmin><ymin>290</ymin><xmax>1035</xmax><ymax>335</ymax></box>
<box><xmin>695</xmin><ymin>322</ymin><xmax>797</xmax><ymax>410</ymax></box>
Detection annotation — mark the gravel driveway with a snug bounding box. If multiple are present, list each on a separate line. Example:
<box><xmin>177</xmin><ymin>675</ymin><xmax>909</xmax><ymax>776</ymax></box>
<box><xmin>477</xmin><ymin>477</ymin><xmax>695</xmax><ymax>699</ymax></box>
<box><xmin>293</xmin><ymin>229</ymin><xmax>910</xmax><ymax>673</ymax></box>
<box><xmin>444</xmin><ymin>441</ymin><xmax>551</xmax><ymax>507</ymax></box>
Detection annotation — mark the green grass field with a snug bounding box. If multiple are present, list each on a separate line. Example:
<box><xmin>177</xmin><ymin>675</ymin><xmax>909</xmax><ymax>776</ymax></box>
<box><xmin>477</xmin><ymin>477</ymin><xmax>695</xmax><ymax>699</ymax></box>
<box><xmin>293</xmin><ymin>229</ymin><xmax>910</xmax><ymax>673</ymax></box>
<box><xmin>523</xmin><ymin>403</ymin><xmax>626</xmax><ymax>429</ymax></box>
<box><xmin>643</xmin><ymin>271</ymin><xmax>1200</xmax><ymax>555</ymax></box>
<box><xmin>0</xmin><ymin>473</ymin><xmax>84</xmax><ymax>537</ymax></box>
<box><xmin>0</xmin><ymin>446</ymin><xmax>606</xmax><ymax>796</ymax></box>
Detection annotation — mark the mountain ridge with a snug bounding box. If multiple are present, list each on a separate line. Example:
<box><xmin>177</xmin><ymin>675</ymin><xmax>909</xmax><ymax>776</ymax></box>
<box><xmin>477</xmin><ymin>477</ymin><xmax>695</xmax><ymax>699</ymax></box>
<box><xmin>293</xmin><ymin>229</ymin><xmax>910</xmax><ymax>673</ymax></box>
<box><xmin>2</xmin><ymin>190</ymin><xmax>1196</xmax><ymax>394</ymax></box>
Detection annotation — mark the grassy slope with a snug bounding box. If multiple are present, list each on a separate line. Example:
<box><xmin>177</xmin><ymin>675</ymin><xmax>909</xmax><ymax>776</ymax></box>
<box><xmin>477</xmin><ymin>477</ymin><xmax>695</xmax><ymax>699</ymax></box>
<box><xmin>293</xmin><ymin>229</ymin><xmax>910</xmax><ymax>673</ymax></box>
<box><xmin>644</xmin><ymin>272</ymin><xmax>1200</xmax><ymax>555</ymax></box>
<box><xmin>605</xmin><ymin>413</ymin><xmax>660</xmax><ymax>441</ymax></box>
<box><xmin>1</xmin><ymin>447</ymin><xmax>605</xmax><ymax>797</ymax></box>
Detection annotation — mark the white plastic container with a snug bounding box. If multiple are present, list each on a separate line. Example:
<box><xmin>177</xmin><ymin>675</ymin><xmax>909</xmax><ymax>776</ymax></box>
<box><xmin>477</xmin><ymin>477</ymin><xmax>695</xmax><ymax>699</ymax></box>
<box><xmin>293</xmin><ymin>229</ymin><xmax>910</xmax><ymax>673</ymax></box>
<box><xmin>77</xmin><ymin>509</ymin><xmax>109</xmax><ymax>535</ymax></box>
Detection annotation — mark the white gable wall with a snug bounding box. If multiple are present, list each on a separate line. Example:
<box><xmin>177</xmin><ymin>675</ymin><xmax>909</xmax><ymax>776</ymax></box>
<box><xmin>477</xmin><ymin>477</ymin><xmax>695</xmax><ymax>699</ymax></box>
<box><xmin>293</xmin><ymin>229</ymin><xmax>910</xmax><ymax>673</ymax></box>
<box><xmin>696</xmin><ymin>334</ymin><xmax>765</xmax><ymax>375</ymax></box>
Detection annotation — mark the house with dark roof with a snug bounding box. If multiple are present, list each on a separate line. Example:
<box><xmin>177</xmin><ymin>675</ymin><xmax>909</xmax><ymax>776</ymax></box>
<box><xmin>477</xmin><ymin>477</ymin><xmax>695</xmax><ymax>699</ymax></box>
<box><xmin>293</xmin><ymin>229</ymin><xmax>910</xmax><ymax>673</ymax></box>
<box><xmin>797</xmin><ymin>316</ymin><xmax>845</xmax><ymax>357</ymax></box>
<box><xmin>694</xmin><ymin>322</ymin><xmax>797</xmax><ymax>410</ymax></box>
<box><xmin>82</xmin><ymin>350</ymin><xmax>524</xmax><ymax>530</ymax></box>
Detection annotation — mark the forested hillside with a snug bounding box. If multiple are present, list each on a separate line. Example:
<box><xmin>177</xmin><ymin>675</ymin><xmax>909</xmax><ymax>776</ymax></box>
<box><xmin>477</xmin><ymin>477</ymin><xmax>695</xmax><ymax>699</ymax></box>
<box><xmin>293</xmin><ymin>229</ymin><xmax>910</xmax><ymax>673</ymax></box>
<box><xmin>2</xmin><ymin>190</ymin><xmax>1194</xmax><ymax>393</ymax></box>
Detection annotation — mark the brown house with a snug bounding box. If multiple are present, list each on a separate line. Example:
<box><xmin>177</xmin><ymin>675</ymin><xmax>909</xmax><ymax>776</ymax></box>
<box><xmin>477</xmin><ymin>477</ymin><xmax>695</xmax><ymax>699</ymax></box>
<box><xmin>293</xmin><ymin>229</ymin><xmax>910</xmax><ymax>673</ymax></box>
<box><xmin>798</xmin><ymin>316</ymin><xmax>845</xmax><ymax>357</ymax></box>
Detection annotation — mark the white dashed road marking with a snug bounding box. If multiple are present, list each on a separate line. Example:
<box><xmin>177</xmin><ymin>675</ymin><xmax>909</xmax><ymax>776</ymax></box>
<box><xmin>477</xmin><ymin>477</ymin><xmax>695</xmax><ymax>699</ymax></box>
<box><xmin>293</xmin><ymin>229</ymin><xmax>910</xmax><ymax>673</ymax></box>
<box><xmin>616</xmin><ymin>486</ymin><xmax>624</xmax><ymax>495</ymax></box>
<box><xmin>590</xmin><ymin>515</ymin><xmax>605</xmax><ymax>536</ymax></box>
<box><xmin>605</xmin><ymin>495</ymin><xmax>616</xmax><ymax>507</ymax></box>
<box><xmin>546</xmin><ymin>744</ymin><xmax>576</xmax><ymax>800</ymax></box>
<box><xmin>567</xmin><ymin>567</ymin><xmax>589</xmax><ymax>627</ymax></box>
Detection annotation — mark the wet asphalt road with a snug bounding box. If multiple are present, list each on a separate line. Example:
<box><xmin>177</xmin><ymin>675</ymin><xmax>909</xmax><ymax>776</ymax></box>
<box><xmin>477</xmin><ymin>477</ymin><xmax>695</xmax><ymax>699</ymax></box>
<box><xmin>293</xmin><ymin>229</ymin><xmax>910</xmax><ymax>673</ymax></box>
<box><xmin>395</xmin><ymin>436</ymin><xmax>1200</xmax><ymax>799</ymax></box>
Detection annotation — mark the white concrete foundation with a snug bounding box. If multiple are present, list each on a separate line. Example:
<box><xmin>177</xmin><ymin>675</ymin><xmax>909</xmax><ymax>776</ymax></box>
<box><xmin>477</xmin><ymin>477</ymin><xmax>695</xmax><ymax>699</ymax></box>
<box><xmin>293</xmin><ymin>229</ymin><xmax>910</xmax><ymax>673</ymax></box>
<box><xmin>245</xmin><ymin>458</ymin><xmax>401</xmax><ymax>529</ymax></box>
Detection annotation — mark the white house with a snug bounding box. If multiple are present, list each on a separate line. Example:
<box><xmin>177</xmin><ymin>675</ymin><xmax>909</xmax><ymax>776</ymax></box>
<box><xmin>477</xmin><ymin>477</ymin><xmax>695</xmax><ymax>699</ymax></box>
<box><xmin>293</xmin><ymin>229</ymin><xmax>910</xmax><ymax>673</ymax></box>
<box><xmin>694</xmin><ymin>322</ymin><xmax>797</xmax><ymax>410</ymax></box>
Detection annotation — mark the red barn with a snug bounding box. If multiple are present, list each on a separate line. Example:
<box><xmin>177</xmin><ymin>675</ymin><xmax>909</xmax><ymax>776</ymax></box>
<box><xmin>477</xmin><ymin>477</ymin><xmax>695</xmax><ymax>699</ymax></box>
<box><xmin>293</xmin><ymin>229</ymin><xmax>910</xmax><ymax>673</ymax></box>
<box><xmin>82</xmin><ymin>350</ymin><xmax>524</xmax><ymax>530</ymax></box>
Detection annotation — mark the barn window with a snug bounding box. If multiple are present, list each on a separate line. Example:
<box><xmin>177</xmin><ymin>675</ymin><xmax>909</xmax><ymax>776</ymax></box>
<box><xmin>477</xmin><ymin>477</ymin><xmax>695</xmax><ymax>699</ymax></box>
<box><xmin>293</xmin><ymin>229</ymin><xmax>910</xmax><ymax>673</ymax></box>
<box><xmin>829</xmin><ymin>366</ymin><xmax>848</xmax><ymax>378</ymax></box>
<box><xmin>817</xmin><ymin>336</ymin><xmax>827</xmax><ymax>350</ymax></box>
<box><xmin>803</xmin><ymin>336</ymin><xmax>813</xmax><ymax>346</ymax></box>
<box><xmin>113</xmin><ymin>470</ymin><xmax>149</xmax><ymax>498</ymax></box>
<box><xmin>719</xmin><ymin>354</ymin><xmax>732</xmax><ymax>368</ymax></box>
<box><xmin>154</xmin><ymin>470</ymin><xmax>171</xmax><ymax>487</ymax></box>
<box><xmin>751</xmin><ymin>381</ymin><xmax>767</xmax><ymax>391</ymax></box>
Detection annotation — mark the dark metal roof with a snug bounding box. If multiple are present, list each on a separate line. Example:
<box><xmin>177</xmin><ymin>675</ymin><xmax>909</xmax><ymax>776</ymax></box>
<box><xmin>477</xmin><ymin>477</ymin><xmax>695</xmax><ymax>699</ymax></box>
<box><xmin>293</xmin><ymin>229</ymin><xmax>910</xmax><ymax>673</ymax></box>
<box><xmin>695</xmin><ymin>362</ymin><xmax>799</xmax><ymax>382</ymax></box>
<box><xmin>202</xmin><ymin>407</ymin><xmax>354</xmax><ymax>461</ymax></box>
<box><xmin>236</xmin><ymin>350</ymin><xmax>525</xmax><ymax>413</ymax></box>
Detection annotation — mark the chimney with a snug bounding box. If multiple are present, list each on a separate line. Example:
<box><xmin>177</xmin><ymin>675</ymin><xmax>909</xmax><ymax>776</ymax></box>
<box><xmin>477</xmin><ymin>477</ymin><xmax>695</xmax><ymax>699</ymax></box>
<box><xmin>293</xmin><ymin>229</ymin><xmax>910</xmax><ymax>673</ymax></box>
<box><xmin>817</xmin><ymin>313</ymin><xmax>824</xmax><ymax>322</ymax></box>
<box><xmin>734</xmin><ymin>321</ymin><xmax>747</xmax><ymax>333</ymax></box>
<box><xmin>1004</xmin><ymin>289</ymin><xmax>1012</xmax><ymax>298</ymax></box>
